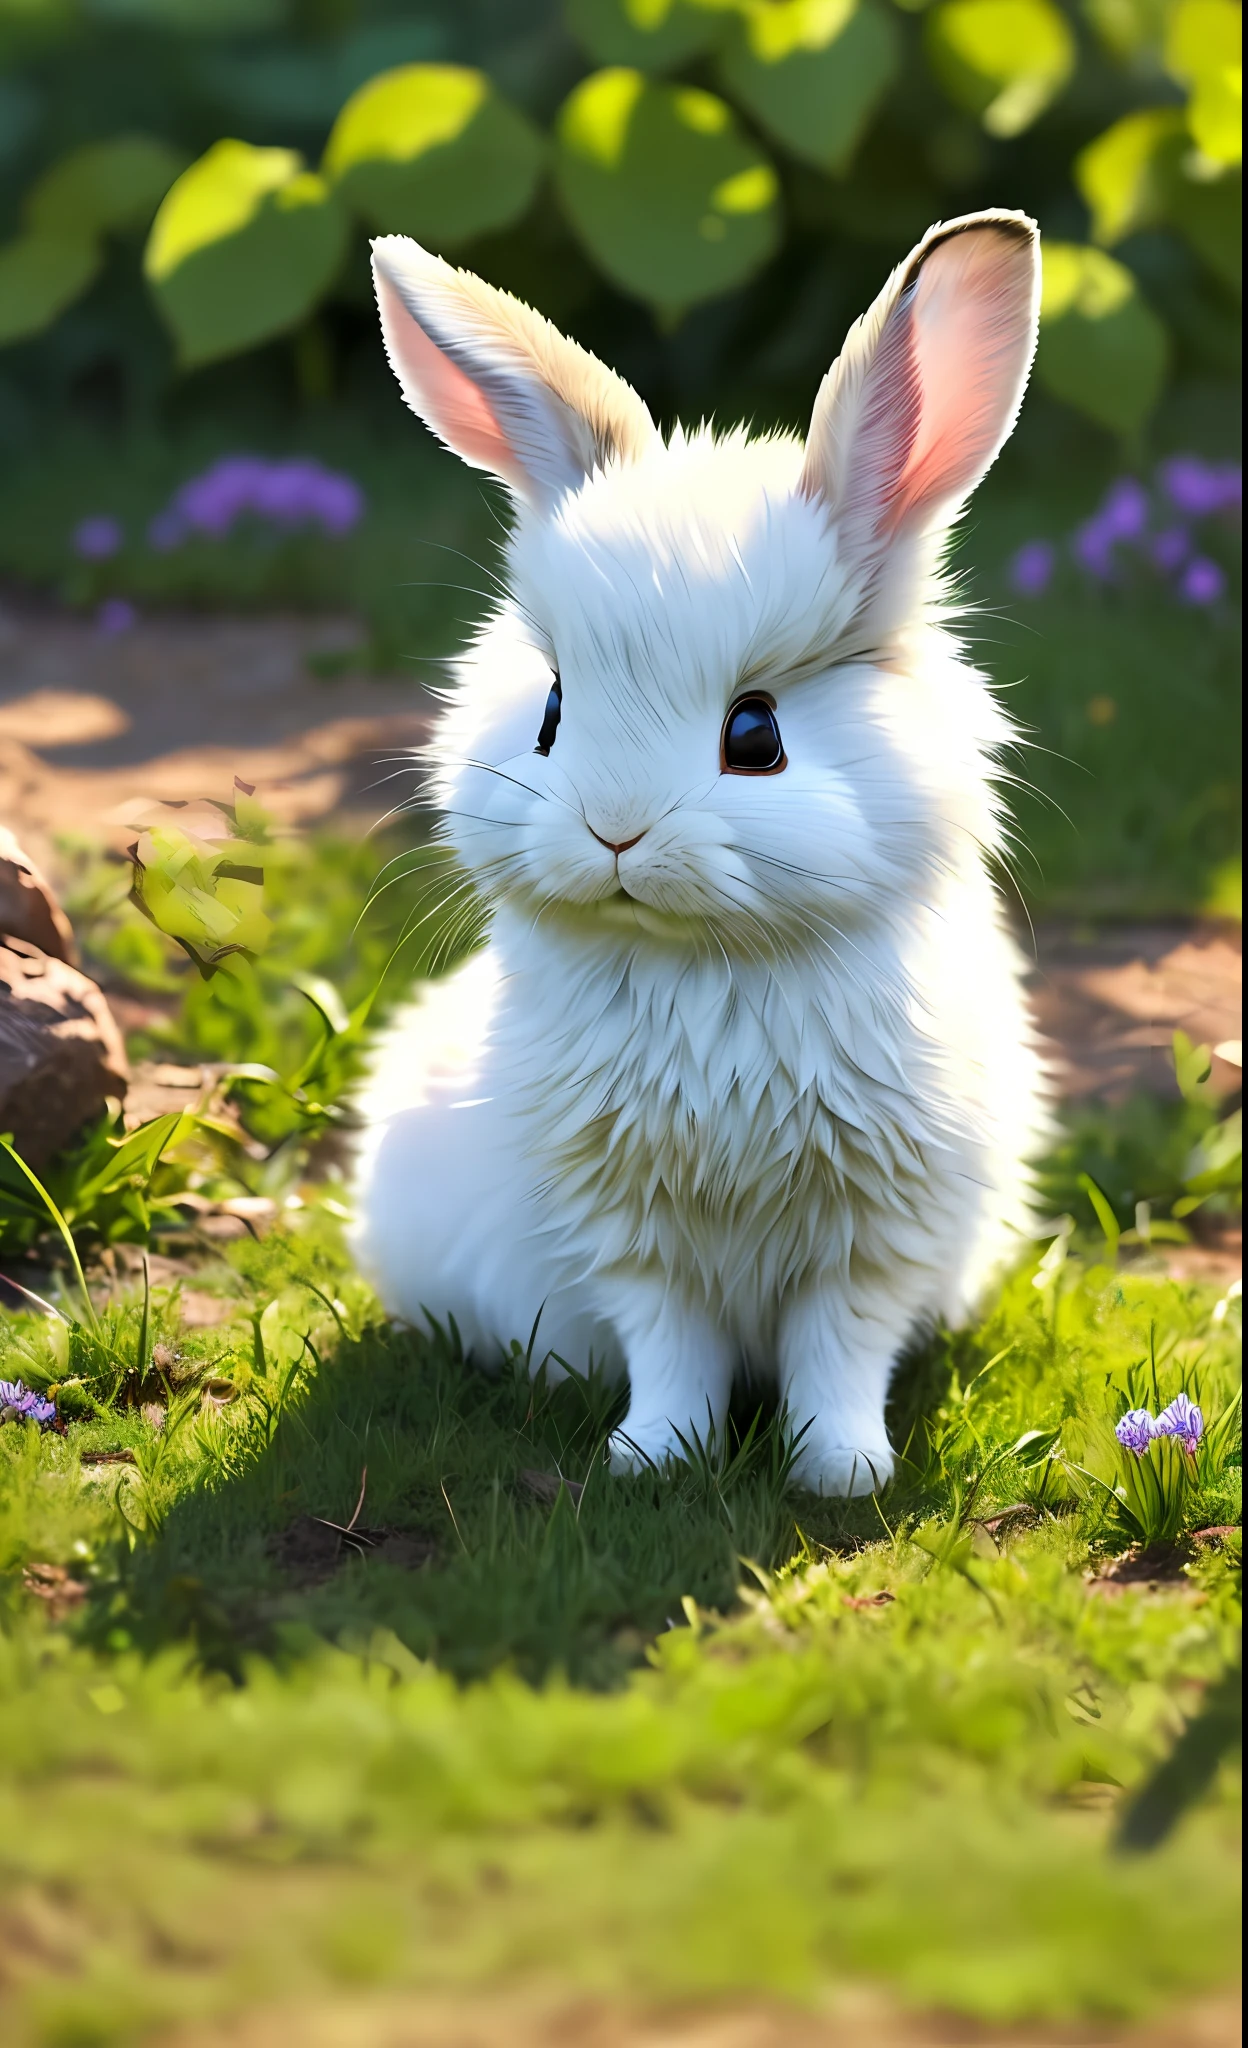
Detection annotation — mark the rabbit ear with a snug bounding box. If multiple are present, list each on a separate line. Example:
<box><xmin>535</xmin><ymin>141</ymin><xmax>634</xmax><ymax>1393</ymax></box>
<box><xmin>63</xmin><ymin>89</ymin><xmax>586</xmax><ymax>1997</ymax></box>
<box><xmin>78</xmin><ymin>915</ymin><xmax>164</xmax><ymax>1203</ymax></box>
<box><xmin>799</xmin><ymin>211</ymin><xmax>1039</xmax><ymax>560</ymax></box>
<box><xmin>372</xmin><ymin>235</ymin><xmax>659</xmax><ymax>511</ymax></box>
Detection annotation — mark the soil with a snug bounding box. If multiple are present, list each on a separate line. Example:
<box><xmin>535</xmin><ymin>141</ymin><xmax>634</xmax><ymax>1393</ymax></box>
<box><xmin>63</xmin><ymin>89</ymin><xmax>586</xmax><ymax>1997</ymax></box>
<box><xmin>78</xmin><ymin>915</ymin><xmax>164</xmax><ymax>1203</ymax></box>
<box><xmin>0</xmin><ymin>592</ymin><xmax>432</xmax><ymax>869</ymax></box>
<box><xmin>266</xmin><ymin>1513</ymin><xmax>438</xmax><ymax>1589</ymax></box>
<box><xmin>164</xmin><ymin>1987</ymin><xmax>1243</xmax><ymax>2048</ymax></box>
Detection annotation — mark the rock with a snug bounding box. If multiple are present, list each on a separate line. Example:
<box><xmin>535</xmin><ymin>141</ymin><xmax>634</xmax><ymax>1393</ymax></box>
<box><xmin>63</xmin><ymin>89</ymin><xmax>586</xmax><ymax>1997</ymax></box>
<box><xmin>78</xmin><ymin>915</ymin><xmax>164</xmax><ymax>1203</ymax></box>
<box><xmin>0</xmin><ymin>825</ymin><xmax>76</xmax><ymax>963</ymax></box>
<box><xmin>0</xmin><ymin>939</ymin><xmax>128</xmax><ymax>1167</ymax></box>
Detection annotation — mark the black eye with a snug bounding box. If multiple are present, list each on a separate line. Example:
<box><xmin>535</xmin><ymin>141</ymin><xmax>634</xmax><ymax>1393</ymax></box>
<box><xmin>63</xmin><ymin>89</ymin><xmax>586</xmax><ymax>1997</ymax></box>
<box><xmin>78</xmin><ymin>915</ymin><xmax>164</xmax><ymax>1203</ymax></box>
<box><xmin>534</xmin><ymin>674</ymin><xmax>562</xmax><ymax>756</ymax></box>
<box><xmin>722</xmin><ymin>696</ymin><xmax>784</xmax><ymax>774</ymax></box>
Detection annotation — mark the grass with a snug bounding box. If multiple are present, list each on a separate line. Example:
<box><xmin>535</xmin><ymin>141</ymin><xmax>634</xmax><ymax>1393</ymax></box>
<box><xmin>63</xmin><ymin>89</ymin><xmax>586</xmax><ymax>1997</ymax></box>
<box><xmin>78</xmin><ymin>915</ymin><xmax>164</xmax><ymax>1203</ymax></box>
<box><xmin>0</xmin><ymin>1163</ymin><xmax>1242</xmax><ymax>2040</ymax></box>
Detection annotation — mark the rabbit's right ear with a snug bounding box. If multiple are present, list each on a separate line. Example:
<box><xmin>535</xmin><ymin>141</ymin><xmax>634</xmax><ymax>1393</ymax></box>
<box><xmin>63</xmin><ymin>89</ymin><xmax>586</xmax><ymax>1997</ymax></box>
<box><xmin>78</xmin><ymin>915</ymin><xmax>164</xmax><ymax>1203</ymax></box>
<box><xmin>372</xmin><ymin>235</ymin><xmax>659</xmax><ymax>512</ymax></box>
<box><xmin>799</xmin><ymin>211</ymin><xmax>1040</xmax><ymax>569</ymax></box>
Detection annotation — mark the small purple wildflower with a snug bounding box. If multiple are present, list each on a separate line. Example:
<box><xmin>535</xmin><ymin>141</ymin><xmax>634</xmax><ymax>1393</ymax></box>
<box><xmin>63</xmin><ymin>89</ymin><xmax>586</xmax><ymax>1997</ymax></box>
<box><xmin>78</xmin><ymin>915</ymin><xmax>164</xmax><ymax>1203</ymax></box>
<box><xmin>96</xmin><ymin>597</ymin><xmax>137</xmax><ymax>637</ymax></box>
<box><xmin>1009</xmin><ymin>540</ymin><xmax>1055</xmax><ymax>597</ymax></box>
<box><xmin>0</xmin><ymin>1379</ymin><xmax>57</xmax><ymax>1429</ymax></box>
<box><xmin>174</xmin><ymin>455</ymin><xmax>268</xmax><ymax>536</ymax></box>
<box><xmin>315</xmin><ymin>472</ymin><xmax>365</xmax><ymax>533</ymax></box>
<box><xmin>154</xmin><ymin>454</ymin><xmax>366</xmax><ymax>546</ymax></box>
<box><xmin>1158</xmin><ymin>456</ymin><xmax>1242</xmax><ymax>519</ymax></box>
<box><xmin>1179</xmin><ymin>556</ymin><xmax>1225</xmax><ymax>606</ymax></box>
<box><xmin>1072</xmin><ymin>518</ymin><xmax>1116</xmax><ymax>580</ymax></box>
<box><xmin>1099</xmin><ymin>477</ymin><xmax>1150</xmax><ymax>540</ymax></box>
<box><xmin>1154</xmin><ymin>1392</ymin><xmax>1204</xmax><ymax>1453</ymax></box>
<box><xmin>1115</xmin><ymin>1409</ymin><xmax>1156</xmax><ymax>1457</ymax></box>
<box><xmin>1024</xmin><ymin>454</ymin><xmax>1237</xmax><ymax>606</ymax></box>
<box><xmin>1148</xmin><ymin>526</ymin><xmax>1191</xmax><ymax>574</ymax></box>
<box><xmin>72</xmin><ymin>515</ymin><xmax>123</xmax><ymax>561</ymax></box>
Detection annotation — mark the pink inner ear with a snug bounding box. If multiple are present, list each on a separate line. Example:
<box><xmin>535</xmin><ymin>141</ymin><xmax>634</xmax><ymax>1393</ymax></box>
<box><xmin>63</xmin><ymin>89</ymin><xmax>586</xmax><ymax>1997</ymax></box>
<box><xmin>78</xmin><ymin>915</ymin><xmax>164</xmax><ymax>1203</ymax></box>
<box><xmin>890</xmin><ymin>228</ymin><xmax>1034</xmax><ymax>530</ymax></box>
<box><xmin>376</xmin><ymin>271</ymin><xmax>524</xmax><ymax>492</ymax></box>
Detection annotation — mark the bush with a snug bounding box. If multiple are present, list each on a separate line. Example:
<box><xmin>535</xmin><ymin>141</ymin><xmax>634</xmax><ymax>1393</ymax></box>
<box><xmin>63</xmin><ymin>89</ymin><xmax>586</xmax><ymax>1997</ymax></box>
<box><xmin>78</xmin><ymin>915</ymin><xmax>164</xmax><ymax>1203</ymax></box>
<box><xmin>0</xmin><ymin>0</ymin><xmax>1240</xmax><ymax>447</ymax></box>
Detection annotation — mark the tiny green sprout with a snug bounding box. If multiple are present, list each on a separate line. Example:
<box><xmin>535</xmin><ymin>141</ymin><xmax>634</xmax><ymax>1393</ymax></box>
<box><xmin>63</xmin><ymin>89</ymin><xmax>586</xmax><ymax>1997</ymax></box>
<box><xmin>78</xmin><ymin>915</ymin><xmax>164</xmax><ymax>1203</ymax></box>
<box><xmin>1172</xmin><ymin>1027</ymin><xmax>1213</xmax><ymax>1104</ymax></box>
<box><xmin>129</xmin><ymin>778</ymin><xmax>273</xmax><ymax>977</ymax></box>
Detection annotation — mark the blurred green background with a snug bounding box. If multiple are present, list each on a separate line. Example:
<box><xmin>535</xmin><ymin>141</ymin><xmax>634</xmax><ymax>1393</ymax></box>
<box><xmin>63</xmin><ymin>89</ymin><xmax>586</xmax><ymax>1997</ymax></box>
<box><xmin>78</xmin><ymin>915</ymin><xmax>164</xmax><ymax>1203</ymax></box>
<box><xmin>0</xmin><ymin>0</ymin><xmax>1241</xmax><ymax>915</ymax></box>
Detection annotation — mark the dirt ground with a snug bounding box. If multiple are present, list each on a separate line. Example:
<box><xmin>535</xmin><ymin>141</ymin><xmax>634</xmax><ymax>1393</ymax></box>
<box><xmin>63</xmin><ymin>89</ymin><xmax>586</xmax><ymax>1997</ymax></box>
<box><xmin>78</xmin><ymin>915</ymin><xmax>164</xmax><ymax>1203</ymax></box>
<box><xmin>167</xmin><ymin>1988</ymin><xmax>1242</xmax><ymax>2048</ymax></box>
<box><xmin>2</xmin><ymin>589</ymin><xmax>1241</xmax><ymax>1264</ymax></box>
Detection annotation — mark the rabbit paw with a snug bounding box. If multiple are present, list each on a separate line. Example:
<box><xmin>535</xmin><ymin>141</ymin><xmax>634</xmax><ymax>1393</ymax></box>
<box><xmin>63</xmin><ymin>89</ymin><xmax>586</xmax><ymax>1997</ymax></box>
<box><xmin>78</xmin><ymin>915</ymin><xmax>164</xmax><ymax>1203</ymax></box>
<box><xmin>791</xmin><ymin>1437</ymin><xmax>895</xmax><ymax>1498</ymax></box>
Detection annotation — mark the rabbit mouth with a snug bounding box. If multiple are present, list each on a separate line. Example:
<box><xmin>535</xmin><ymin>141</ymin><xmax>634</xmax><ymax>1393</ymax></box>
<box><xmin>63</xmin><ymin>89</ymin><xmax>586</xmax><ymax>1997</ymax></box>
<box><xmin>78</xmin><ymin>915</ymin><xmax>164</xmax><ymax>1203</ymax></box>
<box><xmin>537</xmin><ymin>887</ymin><xmax>708</xmax><ymax>946</ymax></box>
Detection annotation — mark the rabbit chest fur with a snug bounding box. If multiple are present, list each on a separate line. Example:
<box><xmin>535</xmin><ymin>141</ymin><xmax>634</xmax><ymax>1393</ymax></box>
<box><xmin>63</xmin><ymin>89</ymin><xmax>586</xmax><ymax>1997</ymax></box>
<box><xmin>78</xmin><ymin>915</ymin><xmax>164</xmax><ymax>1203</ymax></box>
<box><xmin>352</xmin><ymin>210</ymin><xmax>1049</xmax><ymax>1493</ymax></box>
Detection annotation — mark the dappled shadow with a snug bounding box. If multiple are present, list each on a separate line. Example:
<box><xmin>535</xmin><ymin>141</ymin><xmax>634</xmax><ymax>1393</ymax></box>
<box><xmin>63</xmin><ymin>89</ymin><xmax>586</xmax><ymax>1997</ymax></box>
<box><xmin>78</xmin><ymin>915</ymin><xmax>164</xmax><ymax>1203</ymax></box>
<box><xmin>77</xmin><ymin>1310</ymin><xmax>967</xmax><ymax>1688</ymax></box>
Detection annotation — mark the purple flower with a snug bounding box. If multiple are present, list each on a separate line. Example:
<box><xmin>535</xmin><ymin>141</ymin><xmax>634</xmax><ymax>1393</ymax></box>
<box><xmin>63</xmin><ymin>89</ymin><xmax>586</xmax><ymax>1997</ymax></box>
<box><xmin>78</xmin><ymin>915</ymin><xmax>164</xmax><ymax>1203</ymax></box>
<box><xmin>0</xmin><ymin>1379</ymin><xmax>57</xmax><ymax>1429</ymax></box>
<box><xmin>72</xmin><ymin>516</ymin><xmax>123</xmax><ymax>561</ymax></box>
<box><xmin>1072</xmin><ymin>518</ymin><xmax>1117</xmax><ymax>581</ymax></box>
<box><xmin>250</xmin><ymin>459</ymin><xmax>365</xmax><ymax>533</ymax></box>
<box><xmin>1154</xmin><ymin>1392</ymin><xmax>1204</xmax><ymax>1453</ymax></box>
<box><xmin>307</xmin><ymin>471</ymin><xmax>365</xmax><ymax>535</ymax></box>
<box><xmin>1115</xmin><ymin>1409</ymin><xmax>1156</xmax><ymax>1457</ymax></box>
<box><xmin>1179</xmin><ymin>557</ymin><xmax>1225</xmax><ymax>606</ymax></box>
<box><xmin>1009</xmin><ymin>540</ymin><xmax>1055</xmax><ymax>597</ymax></box>
<box><xmin>96</xmin><ymin>598</ymin><xmax>137</xmax><ymax>637</ymax></box>
<box><xmin>155</xmin><ymin>454</ymin><xmax>365</xmax><ymax>543</ymax></box>
<box><xmin>1159</xmin><ymin>456</ymin><xmax>1242</xmax><ymax>520</ymax></box>
<box><xmin>174</xmin><ymin>455</ymin><xmax>269</xmax><ymax>536</ymax></box>
<box><xmin>1148</xmin><ymin>526</ymin><xmax>1191</xmax><ymax>574</ymax></box>
<box><xmin>1099</xmin><ymin>478</ymin><xmax>1150</xmax><ymax>541</ymax></box>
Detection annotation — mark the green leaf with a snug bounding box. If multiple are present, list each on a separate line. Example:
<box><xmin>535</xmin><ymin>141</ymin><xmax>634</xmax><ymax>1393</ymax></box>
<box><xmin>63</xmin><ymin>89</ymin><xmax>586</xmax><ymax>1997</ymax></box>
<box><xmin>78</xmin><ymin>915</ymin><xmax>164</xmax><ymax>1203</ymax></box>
<box><xmin>1078</xmin><ymin>113</ymin><xmax>1242</xmax><ymax>291</ymax></box>
<box><xmin>24</xmin><ymin>135</ymin><xmax>187</xmax><ymax>239</ymax></box>
<box><xmin>718</xmin><ymin>0</ymin><xmax>901</xmax><ymax>175</ymax></box>
<box><xmin>0</xmin><ymin>231</ymin><xmax>101</xmax><ymax>346</ymax></box>
<box><xmin>926</xmin><ymin>0</ymin><xmax>1075</xmax><ymax>137</ymax></box>
<box><xmin>565</xmin><ymin>0</ymin><xmax>724</xmax><ymax>69</ymax></box>
<box><xmin>1077</xmin><ymin>1172</ymin><xmax>1121</xmax><ymax>1259</ymax></box>
<box><xmin>555</xmin><ymin>68</ymin><xmax>781</xmax><ymax>316</ymax></box>
<box><xmin>292</xmin><ymin>971</ymin><xmax>351</xmax><ymax>1039</ymax></box>
<box><xmin>1035</xmin><ymin>243</ymin><xmax>1169</xmax><ymax>436</ymax></box>
<box><xmin>323</xmin><ymin>64</ymin><xmax>543</xmax><ymax>247</ymax></box>
<box><xmin>1172</xmin><ymin>1027</ymin><xmax>1213</xmax><ymax>1102</ymax></box>
<box><xmin>1166</xmin><ymin>161</ymin><xmax>1242</xmax><ymax>294</ymax></box>
<box><xmin>1008</xmin><ymin>1427</ymin><xmax>1064</xmax><ymax>1467</ymax></box>
<box><xmin>1182</xmin><ymin>1108</ymin><xmax>1243</xmax><ymax>1196</ymax></box>
<box><xmin>1082</xmin><ymin>0</ymin><xmax>1170</xmax><ymax>62</ymax></box>
<box><xmin>144</xmin><ymin>141</ymin><xmax>348</xmax><ymax>369</ymax></box>
<box><xmin>1076</xmin><ymin>108</ymin><xmax>1186</xmax><ymax>245</ymax></box>
<box><xmin>75</xmin><ymin>1113</ymin><xmax>189</xmax><ymax>1205</ymax></box>
<box><xmin>1165</xmin><ymin>0</ymin><xmax>1242</xmax><ymax>167</ymax></box>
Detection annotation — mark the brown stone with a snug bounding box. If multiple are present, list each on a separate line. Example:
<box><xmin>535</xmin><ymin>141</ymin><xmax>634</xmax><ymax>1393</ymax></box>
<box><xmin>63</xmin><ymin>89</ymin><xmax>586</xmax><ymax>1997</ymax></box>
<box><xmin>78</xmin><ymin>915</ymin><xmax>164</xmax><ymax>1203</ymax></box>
<box><xmin>0</xmin><ymin>939</ymin><xmax>128</xmax><ymax>1166</ymax></box>
<box><xmin>0</xmin><ymin>824</ymin><xmax>76</xmax><ymax>962</ymax></box>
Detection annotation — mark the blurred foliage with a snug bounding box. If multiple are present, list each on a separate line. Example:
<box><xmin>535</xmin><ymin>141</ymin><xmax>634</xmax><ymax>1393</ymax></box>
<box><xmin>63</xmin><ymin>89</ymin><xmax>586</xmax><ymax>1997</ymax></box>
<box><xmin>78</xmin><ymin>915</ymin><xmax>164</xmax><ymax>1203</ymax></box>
<box><xmin>0</xmin><ymin>0</ymin><xmax>1239</xmax><ymax>444</ymax></box>
<box><xmin>0</xmin><ymin>1195</ymin><xmax>1240</xmax><ymax>2033</ymax></box>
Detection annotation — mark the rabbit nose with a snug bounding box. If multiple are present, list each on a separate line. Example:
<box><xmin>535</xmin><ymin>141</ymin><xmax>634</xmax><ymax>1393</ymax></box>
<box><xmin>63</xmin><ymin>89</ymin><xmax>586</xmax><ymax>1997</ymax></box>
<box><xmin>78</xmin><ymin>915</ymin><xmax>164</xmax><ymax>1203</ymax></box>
<box><xmin>589</xmin><ymin>826</ymin><xmax>648</xmax><ymax>857</ymax></box>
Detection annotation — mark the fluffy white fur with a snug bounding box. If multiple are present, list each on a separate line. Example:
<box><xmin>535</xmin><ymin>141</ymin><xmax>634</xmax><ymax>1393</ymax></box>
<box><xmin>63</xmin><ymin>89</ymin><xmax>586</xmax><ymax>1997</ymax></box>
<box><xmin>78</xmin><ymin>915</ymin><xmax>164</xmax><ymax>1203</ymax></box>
<box><xmin>352</xmin><ymin>214</ymin><xmax>1050</xmax><ymax>1494</ymax></box>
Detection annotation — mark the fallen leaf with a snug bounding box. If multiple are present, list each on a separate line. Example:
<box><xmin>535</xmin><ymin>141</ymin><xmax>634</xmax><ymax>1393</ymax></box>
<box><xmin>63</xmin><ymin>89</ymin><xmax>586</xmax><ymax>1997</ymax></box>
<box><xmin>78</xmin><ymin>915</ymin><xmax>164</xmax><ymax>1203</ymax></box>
<box><xmin>23</xmin><ymin>1561</ymin><xmax>87</xmax><ymax>1620</ymax></box>
<box><xmin>974</xmin><ymin>1503</ymin><xmax>1034</xmax><ymax>1541</ymax></box>
<box><xmin>518</xmin><ymin>1468</ymin><xmax>584</xmax><ymax>1506</ymax></box>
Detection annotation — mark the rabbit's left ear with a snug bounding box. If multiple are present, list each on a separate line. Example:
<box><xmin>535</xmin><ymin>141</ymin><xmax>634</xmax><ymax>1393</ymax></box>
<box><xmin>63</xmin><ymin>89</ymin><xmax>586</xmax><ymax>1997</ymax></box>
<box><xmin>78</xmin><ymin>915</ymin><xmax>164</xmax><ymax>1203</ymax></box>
<box><xmin>372</xmin><ymin>235</ymin><xmax>659</xmax><ymax>511</ymax></box>
<box><xmin>799</xmin><ymin>211</ymin><xmax>1039</xmax><ymax>559</ymax></box>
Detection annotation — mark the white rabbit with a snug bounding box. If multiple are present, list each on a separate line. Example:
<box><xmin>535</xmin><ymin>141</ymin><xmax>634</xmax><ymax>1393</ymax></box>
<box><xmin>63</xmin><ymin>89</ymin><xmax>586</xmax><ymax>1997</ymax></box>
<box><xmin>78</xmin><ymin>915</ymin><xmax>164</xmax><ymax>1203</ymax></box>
<box><xmin>351</xmin><ymin>212</ymin><xmax>1049</xmax><ymax>1495</ymax></box>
